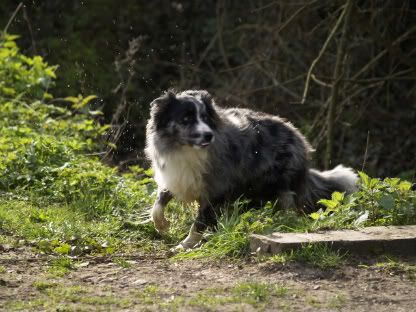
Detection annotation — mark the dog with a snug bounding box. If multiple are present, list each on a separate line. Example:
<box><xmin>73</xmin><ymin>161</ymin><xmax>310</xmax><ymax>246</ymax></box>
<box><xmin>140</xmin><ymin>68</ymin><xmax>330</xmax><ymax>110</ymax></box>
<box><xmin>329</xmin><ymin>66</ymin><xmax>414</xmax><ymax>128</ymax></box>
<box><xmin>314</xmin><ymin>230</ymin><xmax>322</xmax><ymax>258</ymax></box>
<box><xmin>145</xmin><ymin>90</ymin><xmax>358</xmax><ymax>250</ymax></box>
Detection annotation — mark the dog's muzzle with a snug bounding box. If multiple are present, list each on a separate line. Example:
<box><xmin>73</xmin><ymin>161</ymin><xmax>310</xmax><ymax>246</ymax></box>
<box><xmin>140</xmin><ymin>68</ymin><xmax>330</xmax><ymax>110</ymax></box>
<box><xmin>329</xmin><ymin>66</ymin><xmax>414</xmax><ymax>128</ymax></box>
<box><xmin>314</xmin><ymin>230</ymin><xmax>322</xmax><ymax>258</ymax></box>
<box><xmin>193</xmin><ymin>131</ymin><xmax>215</xmax><ymax>148</ymax></box>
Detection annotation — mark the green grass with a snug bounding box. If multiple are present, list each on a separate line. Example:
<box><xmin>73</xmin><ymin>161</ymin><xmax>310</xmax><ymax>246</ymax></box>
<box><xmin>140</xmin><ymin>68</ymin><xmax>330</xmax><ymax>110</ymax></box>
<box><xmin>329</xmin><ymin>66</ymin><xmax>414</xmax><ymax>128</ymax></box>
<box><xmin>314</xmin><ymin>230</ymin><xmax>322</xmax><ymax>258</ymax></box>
<box><xmin>48</xmin><ymin>257</ymin><xmax>74</xmax><ymax>277</ymax></box>
<box><xmin>5</xmin><ymin>280</ymin><xmax>291</xmax><ymax>311</ymax></box>
<box><xmin>372</xmin><ymin>256</ymin><xmax>416</xmax><ymax>280</ymax></box>
<box><xmin>269</xmin><ymin>243</ymin><xmax>347</xmax><ymax>269</ymax></box>
<box><xmin>0</xmin><ymin>199</ymin><xmax>163</xmax><ymax>256</ymax></box>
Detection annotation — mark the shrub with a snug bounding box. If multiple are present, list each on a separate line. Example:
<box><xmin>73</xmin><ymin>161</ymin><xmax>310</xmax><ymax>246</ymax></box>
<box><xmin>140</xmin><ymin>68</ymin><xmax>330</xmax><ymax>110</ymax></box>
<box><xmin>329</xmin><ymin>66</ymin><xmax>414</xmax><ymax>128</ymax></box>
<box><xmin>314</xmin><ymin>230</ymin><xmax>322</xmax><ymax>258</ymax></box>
<box><xmin>309</xmin><ymin>172</ymin><xmax>416</xmax><ymax>229</ymax></box>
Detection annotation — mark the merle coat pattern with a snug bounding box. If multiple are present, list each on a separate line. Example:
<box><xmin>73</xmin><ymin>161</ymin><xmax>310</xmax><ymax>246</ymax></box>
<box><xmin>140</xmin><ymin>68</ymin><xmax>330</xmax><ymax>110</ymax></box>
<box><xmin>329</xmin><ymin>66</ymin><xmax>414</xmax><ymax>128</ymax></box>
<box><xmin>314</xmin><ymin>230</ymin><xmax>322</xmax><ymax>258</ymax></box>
<box><xmin>145</xmin><ymin>90</ymin><xmax>357</xmax><ymax>249</ymax></box>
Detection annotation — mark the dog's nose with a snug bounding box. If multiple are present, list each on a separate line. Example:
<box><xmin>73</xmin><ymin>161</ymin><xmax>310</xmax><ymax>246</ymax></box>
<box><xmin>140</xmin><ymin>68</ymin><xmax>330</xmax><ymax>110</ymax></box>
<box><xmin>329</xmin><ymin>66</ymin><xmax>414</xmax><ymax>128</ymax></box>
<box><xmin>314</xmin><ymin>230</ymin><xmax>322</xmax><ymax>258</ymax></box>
<box><xmin>202</xmin><ymin>132</ymin><xmax>213</xmax><ymax>142</ymax></box>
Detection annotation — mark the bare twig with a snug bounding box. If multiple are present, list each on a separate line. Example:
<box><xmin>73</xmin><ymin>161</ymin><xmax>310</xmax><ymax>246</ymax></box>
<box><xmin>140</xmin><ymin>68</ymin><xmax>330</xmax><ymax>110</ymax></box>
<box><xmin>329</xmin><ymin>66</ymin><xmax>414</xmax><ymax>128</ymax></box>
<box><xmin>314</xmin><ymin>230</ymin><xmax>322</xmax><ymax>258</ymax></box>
<box><xmin>274</xmin><ymin>0</ymin><xmax>319</xmax><ymax>35</ymax></box>
<box><xmin>361</xmin><ymin>131</ymin><xmax>370</xmax><ymax>172</ymax></box>
<box><xmin>311</xmin><ymin>74</ymin><xmax>332</xmax><ymax>88</ymax></box>
<box><xmin>104</xmin><ymin>37</ymin><xmax>142</xmax><ymax>161</ymax></box>
<box><xmin>301</xmin><ymin>2</ymin><xmax>349</xmax><ymax>104</ymax></box>
<box><xmin>22</xmin><ymin>5</ymin><xmax>37</xmax><ymax>54</ymax></box>
<box><xmin>216</xmin><ymin>0</ymin><xmax>232</xmax><ymax>72</ymax></box>
<box><xmin>325</xmin><ymin>0</ymin><xmax>354</xmax><ymax>169</ymax></box>
<box><xmin>351</xmin><ymin>25</ymin><xmax>416</xmax><ymax>80</ymax></box>
<box><xmin>315</xmin><ymin>68</ymin><xmax>414</xmax><ymax>84</ymax></box>
<box><xmin>2</xmin><ymin>2</ymin><xmax>23</xmax><ymax>35</ymax></box>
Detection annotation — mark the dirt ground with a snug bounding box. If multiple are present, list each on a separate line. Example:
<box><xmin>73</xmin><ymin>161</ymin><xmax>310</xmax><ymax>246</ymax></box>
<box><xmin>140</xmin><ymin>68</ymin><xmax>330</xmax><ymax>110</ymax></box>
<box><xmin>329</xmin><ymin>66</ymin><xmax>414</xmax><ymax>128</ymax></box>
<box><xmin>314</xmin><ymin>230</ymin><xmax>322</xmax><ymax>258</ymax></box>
<box><xmin>1</xmin><ymin>246</ymin><xmax>415</xmax><ymax>311</ymax></box>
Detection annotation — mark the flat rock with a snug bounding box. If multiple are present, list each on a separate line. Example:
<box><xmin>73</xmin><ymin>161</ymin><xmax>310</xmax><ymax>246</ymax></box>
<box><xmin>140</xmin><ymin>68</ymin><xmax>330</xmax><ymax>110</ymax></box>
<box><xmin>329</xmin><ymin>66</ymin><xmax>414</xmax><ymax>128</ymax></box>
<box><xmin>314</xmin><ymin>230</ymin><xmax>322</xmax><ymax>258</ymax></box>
<box><xmin>250</xmin><ymin>225</ymin><xmax>416</xmax><ymax>255</ymax></box>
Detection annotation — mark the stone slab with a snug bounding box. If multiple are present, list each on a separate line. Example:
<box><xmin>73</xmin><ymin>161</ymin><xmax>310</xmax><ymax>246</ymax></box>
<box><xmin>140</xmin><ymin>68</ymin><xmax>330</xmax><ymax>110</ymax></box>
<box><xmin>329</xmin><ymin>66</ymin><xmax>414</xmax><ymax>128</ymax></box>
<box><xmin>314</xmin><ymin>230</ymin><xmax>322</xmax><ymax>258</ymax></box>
<box><xmin>250</xmin><ymin>225</ymin><xmax>416</xmax><ymax>255</ymax></box>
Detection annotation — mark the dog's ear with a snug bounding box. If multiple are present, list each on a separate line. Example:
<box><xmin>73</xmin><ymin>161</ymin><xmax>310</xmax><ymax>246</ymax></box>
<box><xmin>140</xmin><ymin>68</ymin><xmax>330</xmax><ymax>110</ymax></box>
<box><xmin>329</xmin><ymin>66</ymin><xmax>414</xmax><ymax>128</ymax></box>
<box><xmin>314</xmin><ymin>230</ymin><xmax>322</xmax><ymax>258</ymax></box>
<box><xmin>149</xmin><ymin>90</ymin><xmax>177</xmax><ymax>130</ymax></box>
<box><xmin>150</xmin><ymin>90</ymin><xmax>176</xmax><ymax>109</ymax></box>
<box><xmin>193</xmin><ymin>90</ymin><xmax>221</xmax><ymax>127</ymax></box>
<box><xmin>196</xmin><ymin>90</ymin><xmax>213</xmax><ymax>107</ymax></box>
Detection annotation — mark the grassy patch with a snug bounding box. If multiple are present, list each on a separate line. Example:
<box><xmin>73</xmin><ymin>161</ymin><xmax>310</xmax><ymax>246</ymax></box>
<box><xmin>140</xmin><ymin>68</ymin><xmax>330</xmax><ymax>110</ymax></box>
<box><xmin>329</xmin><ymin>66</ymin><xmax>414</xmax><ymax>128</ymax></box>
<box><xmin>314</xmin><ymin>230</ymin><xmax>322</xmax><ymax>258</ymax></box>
<box><xmin>372</xmin><ymin>256</ymin><xmax>416</xmax><ymax>280</ymax></box>
<box><xmin>269</xmin><ymin>243</ymin><xmax>347</xmax><ymax>269</ymax></box>
<box><xmin>48</xmin><ymin>257</ymin><xmax>74</xmax><ymax>277</ymax></box>
<box><xmin>5</xmin><ymin>280</ymin><xmax>291</xmax><ymax>311</ymax></box>
<box><xmin>328</xmin><ymin>294</ymin><xmax>347</xmax><ymax>309</ymax></box>
<box><xmin>33</xmin><ymin>280</ymin><xmax>59</xmax><ymax>292</ymax></box>
<box><xmin>167</xmin><ymin>282</ymin><xmax>290</xmax><ymax>310</ymax></box>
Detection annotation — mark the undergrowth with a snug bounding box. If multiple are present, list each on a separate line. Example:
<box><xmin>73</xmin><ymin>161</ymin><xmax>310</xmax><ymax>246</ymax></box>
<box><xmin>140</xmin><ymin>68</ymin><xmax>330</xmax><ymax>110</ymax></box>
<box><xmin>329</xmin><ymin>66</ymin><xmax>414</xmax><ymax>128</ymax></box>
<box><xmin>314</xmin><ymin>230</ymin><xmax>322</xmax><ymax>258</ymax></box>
<box><xmin>0</xmin><ymin>34</ymin><xmax>415</xmax><ymax>262</ymax></box>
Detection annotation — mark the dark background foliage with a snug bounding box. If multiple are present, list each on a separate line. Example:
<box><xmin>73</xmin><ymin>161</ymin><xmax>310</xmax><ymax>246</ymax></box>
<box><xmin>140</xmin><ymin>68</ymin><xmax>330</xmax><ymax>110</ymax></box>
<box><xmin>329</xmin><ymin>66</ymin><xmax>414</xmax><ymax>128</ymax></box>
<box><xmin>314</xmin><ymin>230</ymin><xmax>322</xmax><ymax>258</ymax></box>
<box><xmin>1</xmin><ymin>0</ymin><xmax>415</xmax><ymax>178</ymax></box>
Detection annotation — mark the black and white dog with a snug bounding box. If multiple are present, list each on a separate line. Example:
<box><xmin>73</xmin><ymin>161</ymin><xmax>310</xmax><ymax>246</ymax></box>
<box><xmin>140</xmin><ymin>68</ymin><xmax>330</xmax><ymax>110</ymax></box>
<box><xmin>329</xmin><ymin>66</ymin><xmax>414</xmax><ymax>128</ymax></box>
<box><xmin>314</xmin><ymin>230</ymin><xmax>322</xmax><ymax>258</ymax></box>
<box><xmin>145</xmin><ymin>90</ymin><xmax>357</xmax><ymax>250</ymax></box>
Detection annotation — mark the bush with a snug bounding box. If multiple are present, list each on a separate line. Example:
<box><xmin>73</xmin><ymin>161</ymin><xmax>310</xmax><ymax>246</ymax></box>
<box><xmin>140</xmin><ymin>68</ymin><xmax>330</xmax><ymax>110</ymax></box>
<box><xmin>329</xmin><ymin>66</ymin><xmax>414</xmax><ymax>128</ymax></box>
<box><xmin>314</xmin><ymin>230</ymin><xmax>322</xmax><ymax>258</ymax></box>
<box><xmin>310</xmin><ymin>172</ymin><xmax>416</xmax><ymax>229</ymax></box>
<box><xmin>0</xmin><ymin>34</ymin><xmax>154</xmax><ymax>217</ymax></box>
<box><xmin>0</xmin><ymin>33</ymin><xmax>56</xmax><ymax>100</ymax></box>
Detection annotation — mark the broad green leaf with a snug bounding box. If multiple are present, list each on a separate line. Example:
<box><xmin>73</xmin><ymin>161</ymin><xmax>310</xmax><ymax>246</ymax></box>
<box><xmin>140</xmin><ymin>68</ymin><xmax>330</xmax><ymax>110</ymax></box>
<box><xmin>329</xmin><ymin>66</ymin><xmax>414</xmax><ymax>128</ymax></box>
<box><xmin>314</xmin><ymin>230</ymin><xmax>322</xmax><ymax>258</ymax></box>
<box><xmin>398</xmin><ymin>181</ymin><xmax>412</xmax><ymax>192</ymax></box>
<box><xmin>309</xmin><ymin>212</ymin><xmax>321</xmax><ymax>220</ymax></box>
<box><xmin>317</xmin><ymin>199</ymin><xmax>338</xmax><ymax>210</ymax></box>
<box><xmin>331</xmin><ymin>191</ymin><xmax>344</xmax><ymax>202</ymax></box>
<box><xmin>64</xmin><ymin>96</ymin><xmax>81</xmax><ymax>103</ymax></box>
<box><xmin>358</xmin><ymin>171</ymin><xmax>369</xmax><ymax>187</ymax></box>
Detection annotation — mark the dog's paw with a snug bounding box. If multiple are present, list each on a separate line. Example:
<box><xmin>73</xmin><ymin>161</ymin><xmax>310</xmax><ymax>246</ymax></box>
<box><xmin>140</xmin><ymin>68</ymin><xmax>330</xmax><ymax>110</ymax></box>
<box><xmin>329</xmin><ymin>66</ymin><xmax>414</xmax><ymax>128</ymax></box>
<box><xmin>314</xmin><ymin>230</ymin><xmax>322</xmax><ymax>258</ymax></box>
<box><xmin>168</xmin><ymin>243</ymin><xmax>193</xmax><ymax>255</ymax></box>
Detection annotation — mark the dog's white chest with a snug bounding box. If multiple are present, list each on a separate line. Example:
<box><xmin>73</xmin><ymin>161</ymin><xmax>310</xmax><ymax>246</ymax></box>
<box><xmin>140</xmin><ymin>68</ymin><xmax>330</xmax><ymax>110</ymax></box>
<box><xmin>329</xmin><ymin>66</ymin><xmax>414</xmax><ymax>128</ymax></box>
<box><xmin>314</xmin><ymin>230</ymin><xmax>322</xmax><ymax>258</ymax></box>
<box><xmin>153</xmin><ymin>147</ymin><xmax>208</xmax><ymax>202</ymax></box>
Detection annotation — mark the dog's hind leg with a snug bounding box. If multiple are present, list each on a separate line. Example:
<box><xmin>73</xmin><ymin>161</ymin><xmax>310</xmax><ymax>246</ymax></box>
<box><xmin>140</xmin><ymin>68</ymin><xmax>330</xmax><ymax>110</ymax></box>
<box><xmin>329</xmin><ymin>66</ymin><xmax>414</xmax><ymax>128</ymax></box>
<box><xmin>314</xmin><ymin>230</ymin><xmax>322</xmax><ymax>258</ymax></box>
<box><xmin>175</xmin><ymin>203</ymin><xmax>218</xmax><ymax>250</ymax></box>
<box><xmin>151</xmin><ymin>188</ymin><xmax>173</xmax><ymax>234</ymax></box>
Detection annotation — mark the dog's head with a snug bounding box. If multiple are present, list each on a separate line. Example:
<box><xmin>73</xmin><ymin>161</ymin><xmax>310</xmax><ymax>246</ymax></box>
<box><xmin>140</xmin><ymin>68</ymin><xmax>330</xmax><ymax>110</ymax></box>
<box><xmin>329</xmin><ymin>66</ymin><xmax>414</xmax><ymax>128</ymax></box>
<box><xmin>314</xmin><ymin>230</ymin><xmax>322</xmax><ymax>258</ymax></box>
<box><xmin>149</xmin><ymin>90</ymin><xmax>219</xmax><ymax>149</ymax></box>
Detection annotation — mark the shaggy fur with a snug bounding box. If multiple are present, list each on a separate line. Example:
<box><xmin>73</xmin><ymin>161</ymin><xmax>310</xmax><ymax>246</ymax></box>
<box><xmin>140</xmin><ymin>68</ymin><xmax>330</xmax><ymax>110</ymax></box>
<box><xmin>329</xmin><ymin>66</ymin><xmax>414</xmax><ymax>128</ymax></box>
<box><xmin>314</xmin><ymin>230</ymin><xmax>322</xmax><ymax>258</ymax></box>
<box><xmin>145</xmin><ymin>90</ymin><xmax>358</xmax><ymax>249</ymax></box>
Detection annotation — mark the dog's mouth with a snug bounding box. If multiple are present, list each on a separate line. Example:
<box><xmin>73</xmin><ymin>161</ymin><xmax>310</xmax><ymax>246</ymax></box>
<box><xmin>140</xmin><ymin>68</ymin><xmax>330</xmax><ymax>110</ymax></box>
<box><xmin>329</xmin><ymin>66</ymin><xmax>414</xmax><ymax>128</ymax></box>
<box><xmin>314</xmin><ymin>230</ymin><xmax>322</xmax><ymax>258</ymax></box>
<box><xmin>190</xmin><ymin>136</ymin><xmax>215</xmax><ymax>149</ymax></box>
<box><xmin>194</xmin><ymin>142</ymin><xmax>211</xmax><ymax>148</ymax></box>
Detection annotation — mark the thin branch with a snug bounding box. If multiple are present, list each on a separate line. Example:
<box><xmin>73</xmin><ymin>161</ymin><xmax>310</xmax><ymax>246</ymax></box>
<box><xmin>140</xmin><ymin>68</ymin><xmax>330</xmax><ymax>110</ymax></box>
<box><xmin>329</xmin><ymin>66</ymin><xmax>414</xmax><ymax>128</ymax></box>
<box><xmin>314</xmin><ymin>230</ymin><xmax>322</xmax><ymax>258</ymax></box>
<box><xmin>351</xmin><ymin>25</ymin><xmax>416</xmax><ymax>80</ymax></box>
<box><xmin>325</xmin><ymin>0</ymin><xmax>354</xmax><ymax>169</ymax></box>
<box><xmin>301</xmin><ymin>2</ymin><xmax>349</xmax><ymax>104</ymax></box>
<box><xmin>22</xmin><ymin>5</ymin><xmax>37</xmax><ymax>54</ymax></box>
<box><xmin>274</xmin><ymin>0</ymin><xmax>319</xmax><ymax>35</ymax></box>
<box><xmin>3</xmin><ymin>2</ymin><xmax>23</xmax><ymax>35</ymax></box>
<box><xmin>361</xmin><ymin>131</ymin><xmax>370</xmax><ymax>172</ymax></box>
<box><xmin>315</xmin><ymin>68</ymin><xmax>414</xmax><ymax>84</ymax></box>
<box><xmin>311</xmin><ymin>74</ymin><xmax>332</xmax><ymax>88</ymax></box>
<box><xmin>216</xmin><ymin>0</ymin><xmax>232</xmax><ymax>72</ymax></box>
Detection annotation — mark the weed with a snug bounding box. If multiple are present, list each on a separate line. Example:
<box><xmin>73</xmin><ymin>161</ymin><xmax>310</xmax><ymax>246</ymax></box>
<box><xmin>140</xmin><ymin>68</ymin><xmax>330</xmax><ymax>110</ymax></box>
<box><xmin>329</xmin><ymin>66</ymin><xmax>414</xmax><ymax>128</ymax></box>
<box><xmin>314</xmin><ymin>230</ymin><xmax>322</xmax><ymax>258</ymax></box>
<box><xmin>33</xmin><ymin>280</ymin><xmax>58</xmax><ymax>292</ymax></box>
<box><xmin>306</xmin><ymin>295</ymin><xmax>321</xmax><ymax>308</ymax></box>
<box><xmin>373</xmin><ymin>256</ymin><xmax>416</xmax><ymax>280</ymax></box>
<box><xmin>174</xmin><ymin>200</ymin><xmax>275</xmax><ymax>260</ymax></box>
<box><xmin>48</xmin><ymin>257</ymin><xmax>73</xmax><ymax>276</ymax></box>
<box><xmin>113</xmin><ymin>257</ymin><xmax>132</xmax><ymax>268</ymax></box>
<box><xmin>296</xmin><ymin>243</ymin><xmax>347</xmax><ymax>269</ymax></box>
<box><xmin>182</xmin><ymin>282</ymin><xmax>289</xmax><ymax>309</ymax></box>
<box><xmin>270</xmin><ymin>244</ymin><xmax>347</xmax><ymax>269</ymax></box>
<box><xmin>135</xmin><ymin>285</ymin><xmax>160</xmax><ymax>304</ymax></box>
<box><xmin>328</xmin><ymin>294</ymin><xmax>346</xmax><ymax>308</ymax></box>
<box><xmin>310</xmin><ymin>173</ymin><xmax>416</xmax><ymax>230</ymax></box>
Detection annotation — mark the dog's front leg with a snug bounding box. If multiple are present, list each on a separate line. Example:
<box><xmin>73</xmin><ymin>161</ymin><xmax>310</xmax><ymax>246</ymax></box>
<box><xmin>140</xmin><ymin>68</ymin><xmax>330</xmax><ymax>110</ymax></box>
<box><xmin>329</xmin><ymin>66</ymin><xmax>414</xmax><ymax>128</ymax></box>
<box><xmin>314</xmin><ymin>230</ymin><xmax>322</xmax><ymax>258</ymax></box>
<box><xmin>175</xmin><ymin>203</ymin><xmax>218</xmax><ymax>250</ymax></box>
<box><xmin>151</xmin><ymin>188</ymin><xmax>173</xmax><ymax>234</ymax></box>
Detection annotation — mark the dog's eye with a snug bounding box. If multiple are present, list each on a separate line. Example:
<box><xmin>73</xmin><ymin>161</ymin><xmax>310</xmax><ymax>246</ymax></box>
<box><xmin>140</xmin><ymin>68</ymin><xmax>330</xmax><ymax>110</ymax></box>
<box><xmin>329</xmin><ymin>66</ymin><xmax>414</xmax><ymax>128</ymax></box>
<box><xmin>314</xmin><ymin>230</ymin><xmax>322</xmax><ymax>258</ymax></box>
<box><xmin>181</xmin><ymin>116</ymin><xmax>191</xmax><ymax>124</ymax></box>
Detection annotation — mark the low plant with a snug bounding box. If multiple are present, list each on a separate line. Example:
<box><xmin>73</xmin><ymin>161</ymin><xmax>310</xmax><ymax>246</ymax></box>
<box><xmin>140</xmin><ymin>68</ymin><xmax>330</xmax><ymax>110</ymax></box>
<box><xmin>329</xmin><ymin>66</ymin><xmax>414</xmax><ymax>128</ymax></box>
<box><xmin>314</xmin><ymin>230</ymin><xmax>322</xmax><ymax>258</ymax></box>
<box><xmin>309</xmin><ymin>172</ymin><xmax>416</xmax><ymax>230</ymax></box>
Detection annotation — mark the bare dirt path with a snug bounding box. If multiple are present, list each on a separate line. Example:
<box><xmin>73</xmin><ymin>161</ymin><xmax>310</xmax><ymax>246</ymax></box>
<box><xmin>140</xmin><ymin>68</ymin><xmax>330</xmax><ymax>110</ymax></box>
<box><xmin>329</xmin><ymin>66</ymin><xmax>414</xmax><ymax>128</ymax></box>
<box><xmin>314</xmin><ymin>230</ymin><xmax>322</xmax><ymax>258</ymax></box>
<box><xmin>1</xmin><ymin>247</ymin><xmax>415</xmax><ymax>311</ymax></box>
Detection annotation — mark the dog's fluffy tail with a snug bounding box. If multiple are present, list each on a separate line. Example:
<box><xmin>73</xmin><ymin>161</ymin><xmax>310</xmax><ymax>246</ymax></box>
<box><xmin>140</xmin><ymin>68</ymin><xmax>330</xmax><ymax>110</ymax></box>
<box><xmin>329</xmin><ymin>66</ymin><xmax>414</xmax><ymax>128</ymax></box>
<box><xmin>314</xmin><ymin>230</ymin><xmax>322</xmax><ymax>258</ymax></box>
<box><xmin>303</xmin><ymin>165</ymin><xmax>358</xmax><ymax>212</ymax></box>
